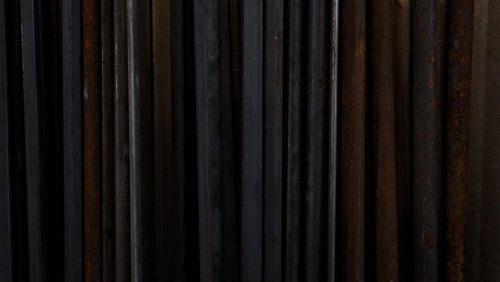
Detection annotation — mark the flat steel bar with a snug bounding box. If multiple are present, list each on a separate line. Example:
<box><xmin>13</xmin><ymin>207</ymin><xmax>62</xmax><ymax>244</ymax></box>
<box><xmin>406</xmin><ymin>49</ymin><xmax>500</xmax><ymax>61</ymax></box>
<box><xmin>241</xmin><ymin>0</ymin><xmax>263</xmax><ymax>280</ymax></box>
<box><xmin>394</xmin><ymin>0</ymin><xmax>412</xmax><ymax>279</ymax></box>
<box><xmin>62</xmin><ymin>0</ymin><xmax>83</xmax><ymax>280</ymax></box>
<box><xmin>284</xmin><ymin>0</ymin><xmax>304</xmax><ymax>281</ymax></box>
<box><xmin>263</xmin><ymin>0</ymin><xmax>283</xmax><ymax>280</ymax></box>
<box><xmin>113</xmin><ymin>0</ymin><xmax>131</xmax><ymax>279</ymax></box>
<box><xmin>83</xmin><ymin>0</ymin><xmax>102</xmax><ymax>279</ymax></box>
<box><xmin>126</xmin><ymin>0</ymin><xmax>155</xmax><ymax>279</ymax></box>
<box><xmin>340</xmin><ymin>0</ymin><xmax>366</xmax><ymax>279</ymax></box>
<box><xmin>305</xmin><ymin>0</ymin><xmax>329</xmax><ymax>280</ymax></box>
<box><xmin>412</xmin><ymin>0</ymin><xmax>441</xmax><ymax>280</ymax></box>
<box><xmin>368</xmin><ymin>0</ymin><xmax>399</xmax><ymax>280</ymax></box>
<box><xmin>327</xmin><ymin>0</ymin><xmax>339</xmax><ymax>281</ymax></box>
<box><xmin>20</xmin><ymin>0</ymin><xmax>48</xmax><ymax>279</ymax></box>
<box><xmin>152</xmin><ymin>0</ymin><xmax>172</xmax><ymax>280</ymax></box>
<box><xmin>0</xmin><ymin>0</ymin><xmax>13</xmax><ymax>279</ymax></box>
<box><xmin>101</xmin><ymin>0</ymin><xmax>115</xmax><ymax>279</ymax></box>
<box><xmin>446</xmin><ymin>0</ymin><xmax>473</xmax><ymax>280</ymax></box>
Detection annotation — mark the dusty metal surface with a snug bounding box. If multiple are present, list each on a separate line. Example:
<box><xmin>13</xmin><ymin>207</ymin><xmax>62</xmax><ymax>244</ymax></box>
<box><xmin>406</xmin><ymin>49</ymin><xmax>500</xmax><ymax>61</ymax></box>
<box><xmin>412</xmin><ymin>0</ymin><xmax>442</xmax><ymax>280</ymax></box>
<box><xmin>340</xmin><ymin>0</ymin><xmax>366</xmax><ymax>279</ymax></box>
<box><xmin>369</xmin><ymin>0</ymin><xmax>399</xmax><ymax>280</ymax></box>
<box><xmin>446</xmin><ymin>0</ymin><xmax>474</xmax><ymax>281</ymax></box>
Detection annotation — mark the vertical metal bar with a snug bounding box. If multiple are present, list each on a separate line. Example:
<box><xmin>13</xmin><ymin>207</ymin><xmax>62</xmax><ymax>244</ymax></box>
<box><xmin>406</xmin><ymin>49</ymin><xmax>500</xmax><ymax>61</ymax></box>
<box><xmin>101</xmin><ymin>0</ymin><xmax>115</xmax><ymax>279</ymax></box>
<box><xmin>113</xmin><ymin>0</ymin><xmax>130</xmax><ymax>278</ymax></box>
<box><xmin>83</xmin><ymin>0</ymin><xmax>102</xmax><ymax>279</ymax></box>
<box><xmin>152</xmin><ymin>0</ymin><xmax>172</xmax><ymax>280</ymax></box>
<box><xmin>327</xmin><ymin>0</ymin><xmax>339</xmax><ymax>280</ymax></box>
<box><xmin>263</xmin><ymin>0</ymin><xmax>283</xmax><ymax>280</ymax></box>
<box><xmin>340</xmin><ymin>0</ymin><xmax>366</xmax><ymax>279</ymax></box>
<box><xmin>305</xmin><ymin>0</ymin><xmax>329</xmax><ymax>280</ymax></box>
<box><xmin>284</xmin><ymin>0</ymin><xmax>304</xmax><ymax>280</ymax></box>
<box><xmin>412</xmin><ymin>0</ymin><xmax>441</xmax><ymax>280</ymax></box>
<box><xmin>127</xmin><ymin>0</ymin><xmax>155</xmax><ymax>279</ymax></box>
<box><xmin>62</xmin><ymin>0</ymin><xmax>83</xmax><ymax>280</ymax></box>
<box><xmin>394</xmin><ymin>0</ymin><xmax>412</xmax><ymax>280</ymax></box>
<box><xmin>0</xmin><ymin>0</ymin><xmax>13</xmax><ymax>279</ymax></box>
<box><xmin>368</xmin><ymin>0</ymin><xmax>399</xmax><ymax>280</ymax></box>
<box><xmin>241</xmin><ymin>0</ymin><xmax>263</xmax><ymax>279</ymax></box>
<box><xmin>20</xmin><ymin>0</ymin><xmax>47</xmax><ymax>279</ymax></box>
<box><xmin>446</xmin><ymin>0</ymin><xmax>473</xmax><ymax>280</ymax></box>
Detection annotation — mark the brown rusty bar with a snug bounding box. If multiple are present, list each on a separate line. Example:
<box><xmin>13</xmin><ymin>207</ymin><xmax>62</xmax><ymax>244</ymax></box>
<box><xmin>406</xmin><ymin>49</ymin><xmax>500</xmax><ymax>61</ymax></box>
<box><xmin>368</xmin><ymin>0</ymin><xmax>399</xmax><ymax>280</ymax></box>
<box><xmin>446</xmin><ymin>0</ymin><xmax>473</xmax><ymax>280</ymax></box>
<box><xmin>113</xmin><ymin>0</ymin><xmax>130</xmax><ymax>278</ymax></box>
<box><xmin>83</xmin><ymin>0</ymin><xmax>102</xmax><ymax>279</ymax></box>
<box><xmin>340</xmin><ymin>0</ymin><xmax>366</xmax><ymax>279</ymax></box>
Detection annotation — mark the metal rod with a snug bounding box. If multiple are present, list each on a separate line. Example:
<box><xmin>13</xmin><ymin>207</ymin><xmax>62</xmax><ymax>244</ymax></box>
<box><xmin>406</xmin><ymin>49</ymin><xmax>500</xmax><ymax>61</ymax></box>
<box><xmin>284</xmin><ymin>0</ymin><xmax>304</xmax><ymax>280</ymax></box>
<box><xmin>62</xmin><ymin>0</ymin><xmax>83</xmax><ymax>280</ymax></box>
<box><xmin>327</xmin><ymin>0</ymin><xmax>339</xmax><ymax>280</ymax></box>
<box><xmin>113</xmin><ymin>0</ymin><xmax>131</xmax><ymax>278</ymax></box>
<box><xmin>412</xmin><ymin>0</ymin><xmax>441</xmax><ymax>280</ymax></box>
<box><xmin>305</xmin><ymin>0</ymin><xmax>329</xmax><ymax>280</ymax></box>
<box><xmin>20</xmin><ymin>0</ymin><xmax>48</xmax><ymax>279</ymax></box>
<box><xmin>446</xmin><ymin>0</ymin><xmax>473</xmax><ymax>280</ymax></box>
<box><xmin>263</xmin><ymin>0</ymin><xmax>283</xmax><ymax>280</ymax></box>
<box><xmin>340</xmin><ymin>0</ymin><xmax>366</xmax><ymax>279</ymax></box>
<box><xmin>368</xmin><ymin>0</ymin><xmax>399</xmax><ymax>279</ymax></box>
<box><xmin>241</xmin><ymin>0</ymin><xmax>263</xmax><ymax>279</ymax></box>
<box><xmin>0</xmin><ymin>0</ymin><xmax>13</xmax><ymax>279</ymax></box>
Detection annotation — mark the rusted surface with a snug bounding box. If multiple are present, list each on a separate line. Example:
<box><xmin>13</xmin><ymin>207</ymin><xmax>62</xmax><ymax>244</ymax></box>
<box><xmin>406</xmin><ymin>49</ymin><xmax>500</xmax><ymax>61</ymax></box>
<box><xmin>83</xmin><ymin>0</ymin><xmax>102</xmax><ymax>280</ymax></box>
<box><xmin>446</xmin><ymin>0</ymin><xmax>473</xmax><ymax>281</ymax></box>
<box><xmin>340</xmin><ymin>0</ymin><xmax>365</xmax><ymax>280</ymax></box>
<box><xmin>412</xmin><ymin>0</ymin><xmax>442</xmax><ymax>280</ymax></box>
<box><xmin>369</xmin><ymin>0</ymin><xmax>399</xmax><ymax>280</ymax></box>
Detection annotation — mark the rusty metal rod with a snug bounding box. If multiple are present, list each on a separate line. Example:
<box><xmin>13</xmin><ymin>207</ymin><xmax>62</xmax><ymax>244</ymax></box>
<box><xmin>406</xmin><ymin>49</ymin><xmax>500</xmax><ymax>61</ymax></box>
<box><xmin>263</xmin><ymin>0</ymin><xmax>283</xmax><ymax>280</ymax></box>
<box><xmin>305</xmin><ymin>0</ymin><xmax>329</xmax><ymax>280</ymax></box>
<box><xmin>340</xmin><ymin>0</ymin><xmax>366</xmax><ymax>279</ymax></box>
<box><xmin>62</xmin><ymin>0</ymin><xmax>83</xmax><ymax>280</ymax></box>
<box><xmin>241</xmin><ymin>0</ymin><xmax>263</xmax><ymax>280</ymax></box>
<box><xmin>446</xmin><ymin>0</ymin><xmax>473</xmax><ymax>280</ymax></box>
<box><xmin>284</xmin><ymin>0</ymin><xmax>304</xmax><ymax>280</ymax></box>
<box><xmin>368</xmin><ymin>0</ymin><xmax>399</xmax><ymax>280</ymax></box>
<box><xmin>412</xmin><ymin>0</ymin><xmax>442</xmax><ymax>280</ymax></box>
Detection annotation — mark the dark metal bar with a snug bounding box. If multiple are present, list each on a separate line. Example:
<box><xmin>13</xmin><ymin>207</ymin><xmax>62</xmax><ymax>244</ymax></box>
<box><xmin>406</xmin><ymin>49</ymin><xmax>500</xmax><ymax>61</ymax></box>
<box><xmin>284</xmin><ymin>0</ymin><xmax>304</xmax><ymax>280</ymax></box>
<box><xmin>305</xmin><ymin>0</ymin><xmax>328</xmax><ymax>280</ymax></box>
<box><xmin>152</xmin><ymin>0</ymin><xmax>172</xmax><ymax>280</ymax></box>
<box><xmin>368</xmin><ymin>0</ymin><xmax>399</xmax><ymax>279</ymax></box>
<box><xmin>446</xmin><ymin>0</ymin><xmax>473</xmax><ymax>280</ymax></box>
<box><xmin>83</xmin><ymin>0</ymin><xmax>102</xmax><ymax>279</ymax></box>
<box><xmin>412</xmin><ymin>0</ymin><xmax>441</xmax><ymax>280</ymax></box>
<box><xmin>113</xmin><ymin>0</ymin><xmax>130</xmax><ymax>278</ymax></box>
<box><xmin>394</xmin><ymin>0</ymin><xmax>412</xmax><ymax>280</ymax></box>
<box><xmin>126</xmin><ymin>0</ymin><xmax>155</xmax><ymax>279</ymax></box>
<box><xmin>340</xmin><ymin>0</ymin><xmax>366</xmax><ymax>279</ymax></box>
<box><xmin>263</xmin><ymin>0</ymin><xmax>283</xmax><ymax>280</ymax></box>
<box><xmin>0</xmin><ymin>0</ymin><xmax>13</xmax><ymax>279</ymax></box>
<box><xmin>62</xmin><ymin>0</ymin><xmax>83</xmax><ymax>280</ymax></box>
<box><xmin>20</xmin><ymin>0</ymin><xmax>48</xmax><ymax>279</ymax></box>
<box><xmin>327</xmin><ymin>0</ymin><xmax>339</xmax><ymax>281</ymax></box>
<box><xmin>241</xmin><ymin>0</ymin><xmax>263</xmax><ymax>279</ymax></box>
<box><xmin>101</xmin><ymin>0</ymin><xmax>115</xmax><ymax>279</ymax></box>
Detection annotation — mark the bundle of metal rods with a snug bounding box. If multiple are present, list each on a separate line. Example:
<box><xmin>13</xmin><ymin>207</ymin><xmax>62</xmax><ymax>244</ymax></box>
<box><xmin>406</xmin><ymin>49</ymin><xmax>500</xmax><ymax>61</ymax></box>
<box><xmin>0</xmin><ymin>0</ymin><xmax>475</xmax><ymax>281</ymax></box>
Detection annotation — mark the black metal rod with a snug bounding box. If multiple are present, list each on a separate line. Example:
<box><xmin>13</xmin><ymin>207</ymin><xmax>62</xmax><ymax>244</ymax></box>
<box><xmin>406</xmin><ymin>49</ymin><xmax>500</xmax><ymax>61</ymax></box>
<box><xmin>284</xmin><ymin>0</ymin><xmax>304</xmax><ymax>280</ymax></box>
<box><xmin>61</xmin><ymin>0</ymin><xmax>83</xmax><ymax>280</ymax></box>
<box><xmin>0</xmin><ymin>0</ymin><xmax>13</xmax><ymax>279</ymax></box>
<box><xmin>412</xmin><ymin>0</ymin><xmax>441</xmax><ymax>280</ymax></box>
<box><xmin>305</xmin><ymin>0</ymin><xmax>328</xmax><ymax>280</ymax></box>
<box><xmin>241</xmin><ymin>0</ymin><xmax>263</xmax><ymax>279</ymax></box>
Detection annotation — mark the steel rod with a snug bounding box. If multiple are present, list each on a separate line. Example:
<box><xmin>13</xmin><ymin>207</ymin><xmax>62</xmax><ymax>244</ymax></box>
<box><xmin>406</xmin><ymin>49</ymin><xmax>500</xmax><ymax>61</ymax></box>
<box><xmin>340</xmin><ymin>0</ymin><xmax>366</xmax><ymax>279</ymax></box>
<box><xmin>446</xmin><ymin>0</ymin><xmax>473</xmax><ymax>280</ymax></box>
<box><xmin>412</xmin><ymin>0</ymin><xmax>441</xmax><ymax>280</ymax></box>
